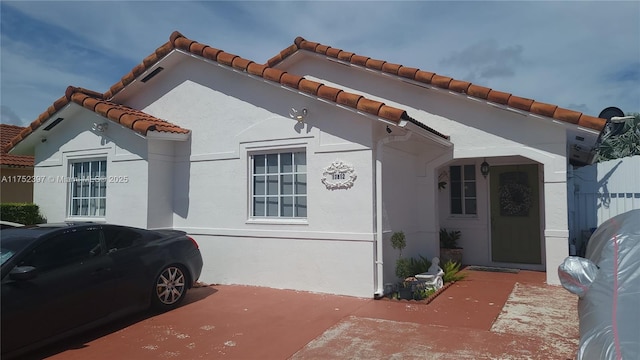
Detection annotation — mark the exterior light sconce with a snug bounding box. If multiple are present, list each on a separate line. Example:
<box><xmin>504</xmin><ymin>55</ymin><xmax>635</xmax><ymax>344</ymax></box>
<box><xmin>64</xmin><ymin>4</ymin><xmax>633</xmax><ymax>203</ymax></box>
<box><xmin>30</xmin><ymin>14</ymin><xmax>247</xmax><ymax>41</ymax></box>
<box><xmin>92</xmin><ymin>122</ymin><xmax>108</xmax><ymax>133</ymax></box>
<box><xmin>289</xmin><ymin>108</ymin><xmax>308</xmax><ymax>123</ymax></box>
<box><xmin>386</xmin><ymin>125</ymin><xmax>392</xmax><ymax>134</ymax></box>
<box><xmin>480</xmin><ymin>158</ymin><xmax>490</xmax><ymax>178</ymax></box>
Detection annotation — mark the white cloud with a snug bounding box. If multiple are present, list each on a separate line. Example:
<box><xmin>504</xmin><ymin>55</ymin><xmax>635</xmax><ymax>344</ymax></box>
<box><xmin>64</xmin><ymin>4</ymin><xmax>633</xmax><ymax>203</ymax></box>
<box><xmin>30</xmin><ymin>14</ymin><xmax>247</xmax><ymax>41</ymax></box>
<box><xmin>1</xmin><ymin>0</ymin><xmax>638</xmax><ymax>126</ymax></box>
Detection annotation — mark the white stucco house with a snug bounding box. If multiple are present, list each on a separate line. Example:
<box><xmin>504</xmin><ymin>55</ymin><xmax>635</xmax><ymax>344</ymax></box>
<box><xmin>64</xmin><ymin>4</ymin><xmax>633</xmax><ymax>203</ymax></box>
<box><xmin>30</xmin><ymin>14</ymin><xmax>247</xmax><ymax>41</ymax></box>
<box><xmin>5</xmin><ymin>31</ymin><xmax>607</xmax><ymax>297</ymax></box>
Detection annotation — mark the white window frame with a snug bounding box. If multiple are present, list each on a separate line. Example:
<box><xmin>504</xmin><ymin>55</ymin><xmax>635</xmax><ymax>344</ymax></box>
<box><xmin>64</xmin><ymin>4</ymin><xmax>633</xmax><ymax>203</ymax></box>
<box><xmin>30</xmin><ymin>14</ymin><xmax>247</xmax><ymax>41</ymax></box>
<box><xmin>249</xmin><ymin>150</ymin><xmax>307</xmax><ymax>221</ymax></box>
<box><xmin>67</xmin><ymin>159</ymin><xmax>107</xmax><ymax>218</ymax></box>
<box><xmin>449</xmin><ymin>164</ymin><xmax>477</xmax><ymax>216</ymax></box>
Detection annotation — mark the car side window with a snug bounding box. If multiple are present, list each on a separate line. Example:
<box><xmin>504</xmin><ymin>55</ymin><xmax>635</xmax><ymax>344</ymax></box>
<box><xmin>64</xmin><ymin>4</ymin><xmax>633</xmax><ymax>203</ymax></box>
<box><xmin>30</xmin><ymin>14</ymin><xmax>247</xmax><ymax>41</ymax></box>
<box><xmin>19</xmin><ymin>228</ymin><xmax>102</xmax><ymax>272</ymax></box>
<box><xmin>103</xmin><ymin>227</ymin><xmax>142</xmax><ymax>253</ymax></box>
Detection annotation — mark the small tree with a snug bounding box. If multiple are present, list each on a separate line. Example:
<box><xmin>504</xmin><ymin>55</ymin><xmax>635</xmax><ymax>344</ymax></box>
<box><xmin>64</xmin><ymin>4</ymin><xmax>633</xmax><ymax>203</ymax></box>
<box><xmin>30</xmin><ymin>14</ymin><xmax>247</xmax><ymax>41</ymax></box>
<box><xmin>596</xmin><ymin>113</ymin><xmax>640</xmax><ymax>162</ymax></box>
<box><xmin>390</xmin><ymin>231</ymin><xmax>412</xmax><ymax>280</ymax></box>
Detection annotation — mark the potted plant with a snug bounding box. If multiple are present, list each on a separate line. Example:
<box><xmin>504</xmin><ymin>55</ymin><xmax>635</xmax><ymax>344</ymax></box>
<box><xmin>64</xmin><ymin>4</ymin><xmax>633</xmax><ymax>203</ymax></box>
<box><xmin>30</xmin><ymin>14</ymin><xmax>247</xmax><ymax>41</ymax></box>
<box><xmin>390</xmin><ymin>231</ymin><xmax>412</xmax><ymax>279</ymax></box>
<box><xmin>390</xmin><ymin>231</ymin><xmax>414</xmax><ymax>299</ymax></box>
<box><xmin>439</xmin><ymin>228</ymin><xmax>463</xmax><ymax>265</ymax></box>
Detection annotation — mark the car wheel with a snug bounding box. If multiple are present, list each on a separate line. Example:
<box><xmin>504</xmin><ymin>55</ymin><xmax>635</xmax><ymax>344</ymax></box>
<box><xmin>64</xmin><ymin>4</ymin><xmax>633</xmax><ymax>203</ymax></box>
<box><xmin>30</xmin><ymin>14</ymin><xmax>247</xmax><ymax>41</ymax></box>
<box><xmin>152</xmin><ymin>265</ymin><xmax>188</xmax><ymax>310</ymax></box>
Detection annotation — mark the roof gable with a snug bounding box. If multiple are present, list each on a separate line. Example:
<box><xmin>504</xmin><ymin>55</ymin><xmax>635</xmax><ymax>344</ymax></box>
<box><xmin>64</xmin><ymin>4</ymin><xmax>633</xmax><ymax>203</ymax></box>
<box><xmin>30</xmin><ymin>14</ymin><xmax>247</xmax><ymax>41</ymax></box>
<box><xmin>267</xmin><ymin>37</ymin><xmax>607</xmax><ymax>132</ymax></box>
<box><xmin>5</xmin><ymin>31</ymin><xmax>449</xmax><ymax>154</ymax></box>
<box><xmin>103</xmin><ymin>32</ymin><xmax>445</xmax><ymax>139</ymax></box>
<box><xmin>3</xmin><ymin>87</ymin><xmax>189</xmax><ymax>153</ymax></box>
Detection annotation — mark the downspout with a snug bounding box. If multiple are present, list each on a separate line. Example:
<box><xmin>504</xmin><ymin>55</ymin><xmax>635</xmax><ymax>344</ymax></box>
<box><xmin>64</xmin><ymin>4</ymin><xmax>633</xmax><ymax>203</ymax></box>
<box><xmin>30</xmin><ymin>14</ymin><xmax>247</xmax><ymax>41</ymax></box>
<box><xmin>374</xmin><ymin>130</ymin><xmax>413</xmax><ymax>297</ymax></box>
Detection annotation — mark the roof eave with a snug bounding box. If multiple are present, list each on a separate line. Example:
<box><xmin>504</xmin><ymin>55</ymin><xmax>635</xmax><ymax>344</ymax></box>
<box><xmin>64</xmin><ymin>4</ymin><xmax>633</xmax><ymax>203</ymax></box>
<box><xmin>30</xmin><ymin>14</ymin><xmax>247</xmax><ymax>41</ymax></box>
<box><xmin>146</xmin><ymin>130</ymin><xmax>190</xmax><ymax>141</ymax></box>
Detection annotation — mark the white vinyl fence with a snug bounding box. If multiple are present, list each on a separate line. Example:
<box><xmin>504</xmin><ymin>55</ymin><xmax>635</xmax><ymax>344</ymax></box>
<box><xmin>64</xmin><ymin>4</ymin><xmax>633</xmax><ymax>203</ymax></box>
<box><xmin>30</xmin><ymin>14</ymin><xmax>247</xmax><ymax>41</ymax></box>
<box><xmin>569</xmin><ymin>155</ymin><xmax>640</xmax><ymax>256</ymax></box>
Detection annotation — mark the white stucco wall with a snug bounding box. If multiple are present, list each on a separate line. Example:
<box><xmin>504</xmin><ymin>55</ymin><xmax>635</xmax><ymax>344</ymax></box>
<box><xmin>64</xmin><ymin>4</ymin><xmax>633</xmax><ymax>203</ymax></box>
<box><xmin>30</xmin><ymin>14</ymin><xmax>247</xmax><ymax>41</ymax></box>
<box><xmin>147</xmin><ymin>139</ymin><xmax>176</xmax><ymax>229</ymax></box>
<box><xmin>282</xmin><ymin>52</ymin><xmax>575</xmax><ymax>284</ymax></box>
<box><xmin>32</xmin><ymin>105</ymin><xmax>150</xmax><ymax>228</ymax></box>
<box><xmin>120</xmin><ymin>54</ymin><xmax>382</xmax><ymax>297</ymax></box>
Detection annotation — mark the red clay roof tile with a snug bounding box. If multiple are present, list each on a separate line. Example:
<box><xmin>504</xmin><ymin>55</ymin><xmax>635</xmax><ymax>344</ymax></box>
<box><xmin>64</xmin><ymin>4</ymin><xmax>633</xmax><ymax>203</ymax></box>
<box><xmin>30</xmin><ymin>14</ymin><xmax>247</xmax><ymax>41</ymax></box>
<box><xmin>378</xmin><ymin>106</ymin><xmax>407</xmax><ymax>122</ymax></box>
<box><xmin>317</xmin><ymin>85</ymin><xmax>342</xmax><ymax>102</ymax></box>
<box><xmin>337</xmin><ymin>51</ymin><xmax>355</xmax><ymax>62</ymax></box>
<box><xmin>351</xmin><ymin>54</ymin><xmax>370</xmax><ymax>67</ymax></box>
<box><xmin>578</xmin><ymin>114</ymin><xmax>605</xmax><ymax>129</ymax></box>
<box><xmin>281</xmin><ymin>73</ymin><xmax>304</xmax><ymax>88</ymax></box>
<box><xmin>232</xmin><ymin>57</ymin><xmax>253</xmax><ymax>71</ymax></box>
<box><xmin>298</xmin><ymin>79</ymin><xmax>323</xmax><ymax>95</ymax></box>
<box><xmin>217</xmin><ymin>52</ymin><xmax>238</xmax><ymax>67</ymax></box>
<box><xmin>202</xmin><ymin>46</ymin><xmax>223</xmax><ymax>61</ymax></box>
<box><xmin>467</xmin><ymin>84</ymin><xmax>491</xmax><ymax>99</ymax></box>
<box><xmin>431</xmin><ymin>75</ymin><xmax>453</xmax><ymax>89</ymax></box>
<box><xmin>325</xmin><ymin>47</ymin><xmax>342</xmax><ymax>58</ymax></box>
<box><xmin>366</xmin><ymin>58</ymin><xmax>386</xmax><ymax>71</ymax></box>
<box><xmin>507</xmin><ymin>96</ymin><xmax>535</xmax><ymax>112</ymax></box>
<box><xmin>272</xmin><ymin>37</ymin><xmax>606</xmax><ymax>131</ymax></box>
<box><xmin>3</xmin><ymin>87</ymin><xmax>190</xmax><ymax>153</ymax></box>
<box><xmin>415</xmin><ymin>70</ymin><xmax>435</xmax><ymax>84</ymax></box>
<box><xmin>263</xmin><ymin>67</ymin><xmax>286</xmax><ymax>82</ymax></box>
<box><xmin>382</xmin><ymin>62</ymin><xmax>401</xmax><ymax>75</ymax></box>
<box><xmin>553</xmin><ymin>108</ymin><xmax>582</xmax><ymax>124</ymax></box>
<box><xmin>530</xmin><ymin>102</ymin><xmax>558</xmax><ymax>118</ymax></box>
<box><xmin>356</xmin><ymin>98</ymin><xmax>384</xmax><ymax>116</ymax></box>
<box><xmin>336</xmin><ymin>92</ymin><xmax>363</xmax><ymax>108</ymax></box>
<box><xmin>1</xmin><ymin>124</ymin><xmax>34</xmax><ymax>167</ymax></box>
<box><xmin>18</xmin><ymin>29</ymin><xmax>600</xmax><ymax>153</ymax></box>
<box><xmin>247</xmin><ymin>63</ymin><xmax>267</xmax><ymax>76</ymax></box>
<box><xmin>398</xmin><ymin>66</ymin><xmax>419</xmax><ymax>79</ymax></box>
<box><xmin>487</xmin><ymin>90</ymin><xmax>511</xmax><ymax>105</ymax></box>
<box><xmin>316</xmin><ymin>44</ymin><xmax>330</xmax><ymax>54</ymax></box>
<box><xmin>449</xmin><ymin>80</ymin><xmax>472</xmax><ymax>94</ymax></box>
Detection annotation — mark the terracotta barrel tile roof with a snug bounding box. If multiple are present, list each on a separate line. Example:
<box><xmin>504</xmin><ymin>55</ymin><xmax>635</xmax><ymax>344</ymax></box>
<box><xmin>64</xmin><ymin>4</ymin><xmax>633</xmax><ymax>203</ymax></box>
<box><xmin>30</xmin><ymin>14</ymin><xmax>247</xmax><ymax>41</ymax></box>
<box><xmin>467</xmin><ymin>84</ymin><xmax>491</xmax><ymax>99</ymax></box>
<box><xmin>508</xmin><ymin>96</ymin><xmax>535</xmax><ymax>112</ymax></box>
<box><xmin>398</xmin><ymin>66</ymin><xmax>419</xmax><ymax>79</ymax></box>
<box><xmin>3</xmin><ymin>87</ymin><xmax>189</xmax><ymax>153</ymax></box>
<box><xmin>317</xmin><ymin>85</ymin><xmax>343</xmax><ymax>102</ymax></box>
<box><xmin>336</xmin><ymin>92</ymin><xmax>364</xmax><ymax>108</ymax></box>
<box><xmin>1</xmin><ymin>124</ymin><xmax>34</xmax><ymax>166</ymax></box>
<box><xmin>274</xmin><ymin>37</ymin><xmax>607</xmax><ymax>131</ymax></box>
<box><xmin>382</xmin><ymin>62</ymin><xmax>401</xmax><ymax>75</ymax></box>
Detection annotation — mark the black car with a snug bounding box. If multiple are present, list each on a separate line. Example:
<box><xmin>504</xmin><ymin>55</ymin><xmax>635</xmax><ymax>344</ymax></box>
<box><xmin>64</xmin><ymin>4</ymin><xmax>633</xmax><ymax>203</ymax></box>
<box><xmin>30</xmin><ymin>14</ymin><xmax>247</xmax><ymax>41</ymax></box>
<box><xmin>1</xmin><ymin>223</ymin><xmax>203</xmax><ymax>357</ymax></box>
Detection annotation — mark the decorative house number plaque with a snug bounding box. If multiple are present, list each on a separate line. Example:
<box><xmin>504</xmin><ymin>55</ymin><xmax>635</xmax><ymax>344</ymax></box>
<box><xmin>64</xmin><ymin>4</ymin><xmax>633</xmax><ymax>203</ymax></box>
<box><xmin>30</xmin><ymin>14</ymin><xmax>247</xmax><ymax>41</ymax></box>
<box><xmin>322</xmin><ymin>160</ymin><xmax>357</xmax><ymax>190</ymax></box>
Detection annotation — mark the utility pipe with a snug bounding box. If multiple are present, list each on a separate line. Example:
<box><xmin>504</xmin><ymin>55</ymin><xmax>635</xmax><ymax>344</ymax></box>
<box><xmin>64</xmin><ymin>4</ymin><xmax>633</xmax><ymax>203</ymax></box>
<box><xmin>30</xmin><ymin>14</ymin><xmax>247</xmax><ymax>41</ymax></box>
<box><xmin>373</xmin><ymin>130</ymin><xmax>413</xmax><ymax>296</ymax></box>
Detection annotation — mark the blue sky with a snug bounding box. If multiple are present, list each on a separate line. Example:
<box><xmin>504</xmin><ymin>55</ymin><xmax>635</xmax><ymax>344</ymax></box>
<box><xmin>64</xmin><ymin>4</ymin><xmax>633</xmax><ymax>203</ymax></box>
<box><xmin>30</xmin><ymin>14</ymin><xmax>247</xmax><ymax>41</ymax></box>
<box><xmin>1</xmin><ymin>1</ymin><xmax>638</xmax><ymax>127</ymax></box>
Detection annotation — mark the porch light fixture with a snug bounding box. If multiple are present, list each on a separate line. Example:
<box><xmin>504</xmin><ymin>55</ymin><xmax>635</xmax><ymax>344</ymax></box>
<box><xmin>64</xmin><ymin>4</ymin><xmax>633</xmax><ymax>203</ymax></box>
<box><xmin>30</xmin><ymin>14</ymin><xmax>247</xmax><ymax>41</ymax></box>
<box><xmin>92</xmin><ymin>122</ymin><xmax>108</xmax><ymax>133</ymax></box>
<box><xmin>480</xmin><ymin>158</ymin><xmax>490</xmax><ymax>178</ymax></box>
<box><xmin>289</xmin><ymin>107</ymin><xmax>308</xmax><ymax>123</ymax></box>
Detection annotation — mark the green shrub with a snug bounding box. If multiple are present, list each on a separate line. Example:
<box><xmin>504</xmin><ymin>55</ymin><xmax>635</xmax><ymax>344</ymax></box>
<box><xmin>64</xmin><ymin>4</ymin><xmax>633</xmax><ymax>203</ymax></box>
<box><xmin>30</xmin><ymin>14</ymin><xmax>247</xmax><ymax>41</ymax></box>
<box><xmin>408</xmin><ymin>255</ymin><xmax>432</xmax><ymax>275</ymax></box>
<box><xmin>0</xmin><ymin>203</ymin><xmax>46</xmax><ymax>225</ymax></box>
<box><xmin>442</xmin><ymin>260</ymin><xmax>467</xmax><ymax>283</ymax></box>
<box><xmin>395</xmin><ymin>258</ymin><xmax>413</xmax><ymax>280</ymax></box>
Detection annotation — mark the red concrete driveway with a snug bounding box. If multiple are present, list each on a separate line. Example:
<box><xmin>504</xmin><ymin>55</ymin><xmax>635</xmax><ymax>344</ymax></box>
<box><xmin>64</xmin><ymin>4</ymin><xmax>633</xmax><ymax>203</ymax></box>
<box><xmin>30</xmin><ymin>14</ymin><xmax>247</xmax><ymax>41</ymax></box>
<box><xmin>19</xmin><ymin>270</ymin><xmax>579</xmax><ymax>360</ymax></box>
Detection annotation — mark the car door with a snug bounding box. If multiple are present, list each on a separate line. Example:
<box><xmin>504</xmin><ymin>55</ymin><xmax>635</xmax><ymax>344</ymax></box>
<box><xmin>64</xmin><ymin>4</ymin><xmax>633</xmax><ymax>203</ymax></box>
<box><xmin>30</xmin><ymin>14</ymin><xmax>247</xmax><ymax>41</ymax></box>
<box><xmin>1</xmin><ymin>226</ymin><xmax>114</xmax><ymax>352</ymax></box>
<box><xmin>102</xmin><ymin>225</ymin><xmax>152</xmax><ymax>312</ymax></box>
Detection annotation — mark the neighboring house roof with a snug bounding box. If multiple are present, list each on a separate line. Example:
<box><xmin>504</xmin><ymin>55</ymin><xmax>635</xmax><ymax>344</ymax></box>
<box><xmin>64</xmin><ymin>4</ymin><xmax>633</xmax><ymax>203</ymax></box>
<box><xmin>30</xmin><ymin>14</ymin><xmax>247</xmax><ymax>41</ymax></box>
<box><xmin>3</xmin><ymin>87</ymin><xmax>190</xmax><ymax>153</ymax></box>
<box><xmin>267</xmin><ymin>37</ymin><xmax>607</xmax><ymax>132</ymax></box>
<box><xmin>0</xmin><ymin>124</ymin><xmax>34</xmax><ymax>167</ymax></box>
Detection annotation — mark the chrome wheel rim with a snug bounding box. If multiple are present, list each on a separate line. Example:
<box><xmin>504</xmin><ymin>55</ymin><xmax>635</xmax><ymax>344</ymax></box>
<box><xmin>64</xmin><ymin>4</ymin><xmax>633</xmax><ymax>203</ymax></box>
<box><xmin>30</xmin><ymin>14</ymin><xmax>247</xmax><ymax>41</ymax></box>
<box><xmin>156</xmin><ymin>266</ymin><xmax>186</xmax><ymax>305</ymax></box>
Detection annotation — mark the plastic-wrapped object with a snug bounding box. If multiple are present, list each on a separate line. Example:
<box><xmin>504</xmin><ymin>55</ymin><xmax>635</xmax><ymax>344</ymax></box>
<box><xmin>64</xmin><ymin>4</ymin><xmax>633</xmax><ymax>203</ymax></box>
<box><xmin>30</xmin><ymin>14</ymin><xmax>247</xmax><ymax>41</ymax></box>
<box><xmin>558</xmin><ymin>209</ymin><xmax>640</xmax><ymax>360</ymax></box>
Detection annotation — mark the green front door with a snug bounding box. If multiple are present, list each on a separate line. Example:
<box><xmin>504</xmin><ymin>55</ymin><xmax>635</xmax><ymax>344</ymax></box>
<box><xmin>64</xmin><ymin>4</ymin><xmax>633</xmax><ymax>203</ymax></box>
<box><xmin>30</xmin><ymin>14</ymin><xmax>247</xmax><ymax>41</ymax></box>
<box><xmin>490</xmin><ymin>164</ymin><xmax>542</xmax><ymax>264</ymax></box>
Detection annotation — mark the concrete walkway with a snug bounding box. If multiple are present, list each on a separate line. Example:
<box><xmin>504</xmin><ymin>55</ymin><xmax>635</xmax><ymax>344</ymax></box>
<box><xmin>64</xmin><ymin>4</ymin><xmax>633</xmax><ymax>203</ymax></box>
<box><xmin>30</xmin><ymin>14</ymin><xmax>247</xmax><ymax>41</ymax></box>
<box><xmin>25</xmin><ymin>270</ymin><xmax>579</xmax><ymax>360</ymax></box>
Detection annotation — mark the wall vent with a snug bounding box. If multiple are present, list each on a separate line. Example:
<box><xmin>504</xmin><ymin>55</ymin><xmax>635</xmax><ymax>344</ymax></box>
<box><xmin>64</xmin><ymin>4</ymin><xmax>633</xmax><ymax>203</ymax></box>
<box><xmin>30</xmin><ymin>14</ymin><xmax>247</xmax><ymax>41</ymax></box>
<box><xmin>141</xmin><ymin>67</ymin><xmax>164</xmax><ymax>83</ymax></box>
<box><xmin>43</xmin><ymin>117</ymin><xmax>64</xmax><ymax>131</ymax></box>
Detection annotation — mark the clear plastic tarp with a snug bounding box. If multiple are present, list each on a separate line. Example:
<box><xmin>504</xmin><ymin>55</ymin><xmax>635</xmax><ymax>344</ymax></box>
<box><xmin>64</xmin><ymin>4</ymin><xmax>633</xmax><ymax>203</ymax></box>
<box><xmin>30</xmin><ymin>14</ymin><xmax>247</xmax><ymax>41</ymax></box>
<box><xmin>558</xmin><ymin>209</ymin><xmax>640</xmax><ymax>360</ymax></box>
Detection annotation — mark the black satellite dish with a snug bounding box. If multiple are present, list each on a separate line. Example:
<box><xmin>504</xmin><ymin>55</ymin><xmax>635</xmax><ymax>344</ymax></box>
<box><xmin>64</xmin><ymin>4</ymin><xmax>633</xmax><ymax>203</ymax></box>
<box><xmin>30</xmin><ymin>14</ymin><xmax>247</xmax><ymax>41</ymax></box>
<box><xmin>598</xmin><ymin>107</ymin><xmax>624</xmax><ymax>121</ymax></box>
